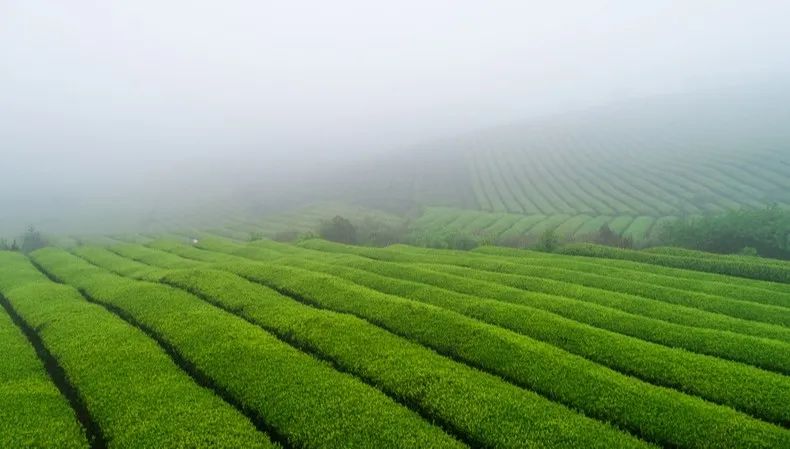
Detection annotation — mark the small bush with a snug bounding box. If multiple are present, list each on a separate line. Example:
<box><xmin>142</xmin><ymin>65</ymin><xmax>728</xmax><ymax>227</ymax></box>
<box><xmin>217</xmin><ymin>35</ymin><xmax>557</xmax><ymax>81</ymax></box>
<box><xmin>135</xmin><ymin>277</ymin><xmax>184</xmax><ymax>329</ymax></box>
<box><xmin>407</xmin><ymin>228</ymin><xmax>480</xmax><ymax>250</ymax></box>
<box><xmin>318</xmin><ymin>216</ymin><xmax>358</xmax><ymax>244</ymax></box>
<box><xmin>658</xmin><ymin>205</ymin><xmax>790</xmax><ymax>259</ymax></box>
<box><xmin>535</xmin><ymin>229</ymin><xmax>560</xmax><ymax>252</ymax></box>
<box><xmin>355</xmin><ymin>217</ymin><xmax>410</xmax><ymax>247</ymax></box>
<box><xmin>297</xmin><ymin>231</ymin><xmax>319</xmax><ymax>242</ymax></box>
<box><xmin>20</xmin><ymin>226</ymin><xmax>47</xmax><ymax>253</ymax></box>
<box><xmin>494</xmin><ymin>234</ymin><xmax>536</xmax><ymax>249</ymax></box>
<box><xmin>0</xmin><ymin>238</ymin><xmax>19</xmax><ymax>251</ymax></box>
<box><xmin>594</xmin><ymin>224</ymin><xmax>634</xmax><ymax>249</ymax></box>
<box><xmin>272</xmin><ymin>230</ymin><xmax>301</xmax><ymax>242</ymax></box>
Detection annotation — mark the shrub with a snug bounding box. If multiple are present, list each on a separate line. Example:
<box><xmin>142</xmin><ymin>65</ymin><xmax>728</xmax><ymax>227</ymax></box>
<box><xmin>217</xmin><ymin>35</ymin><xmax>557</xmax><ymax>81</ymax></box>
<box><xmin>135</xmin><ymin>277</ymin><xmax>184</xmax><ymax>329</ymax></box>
<box><xmin>318</xmin><ymin>216</ymin><xmax>357</xmax><ymax>244</ymax></box>
<box><xmin>354</xmin><ymin>217</ymin><xmax>409</xmax><ymax>247</ymax></box>
<box><xmin>33</xmin><ymin>248</ymin><xmax>456</xmax><ymax>449</ymax></box>
<box><xmin>658</xmin><ymin>205</ymin><xmax>790</xmax><ymax>259</ymax></box>
<box><xmin>0</xmin><ymin>252</ymin><xmax>273</xmax><ymax>449</ymax></box>
<box><xmin>0</xmin><ymin>254</ymin><xmax>88</xmax><ymax>449</ymax></box>
<box><xmin>594</xmin><ymin>224</ymin><xmax>634</xmax><ymax>248</ymax></box>
<box><xmin>0</xmin><ymin>238</ymin><xmax>18</xmax><ymax>251</ymax></box>
<box><xmin>561</xmin><ymin>243</ymin><xmax>790</xmax><ymax>284</ymax></box>
<box><xmin>271</xmin><ymin>229</ymin><xmax>300</xmax><ymax>242</ymax></box>
<box><xmin>407</xmin><ymin>228</ymin><xmax>479</xmax><ymax>250</ymax></box>
<box><xmin>159</xmin><ymin>267</ymin><xmax>647</xmax><ymax>449</ymax></box>
<box><xmin>535</xmin><ymin>228</ymin><xmax>559</xmax><ymax>252</ymax></box>
<box><xmin>494</xmin><ymin>234</ymin><xmax>536</xmax><ymax>249</ymax></box>
<box><xmin>20</xmin><ymin>226</ymin><xmax>47</xmax><ymax>253</ymax></box>
<box><xmin>276</xmin><ymin>257</ymin><xmax>790</xmax><ymax>426</ymax></box>
<box><xmin>223</xmin><ymin>259</ymin><xmax>789</xmax><ymax>449</ymax></box>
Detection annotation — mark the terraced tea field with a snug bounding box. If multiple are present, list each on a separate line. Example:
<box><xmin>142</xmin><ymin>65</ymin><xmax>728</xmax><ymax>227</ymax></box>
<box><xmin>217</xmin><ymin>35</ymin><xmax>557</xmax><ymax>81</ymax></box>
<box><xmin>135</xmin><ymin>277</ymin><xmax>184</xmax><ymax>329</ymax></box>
<box><xmin>2</xmin><ymin>236</ymin><xmax>789</xmax><ymax>449</ymax></box>
<box><xmin>414</xmin><ymin>144</ymin><xmax>789</xmax><ymax>244</ymax></box>
<box><xmin>408</xmin><ymin>207</ymin><xmax>677</xmax><ymax>244</ymax></box>
<box><xmin>332</xmin><ymin>91</ymin><xmax>790</xmax><ymax>244</ymax></box>
<box><xmin>466</xmin><ymin>143</ymin><xmax>790</xmax><ymax>217</ymax></box>
<box><xmin>210</xmin><ymin>126</ymin><xmax>789</xmax><ymax>246</ymax></box>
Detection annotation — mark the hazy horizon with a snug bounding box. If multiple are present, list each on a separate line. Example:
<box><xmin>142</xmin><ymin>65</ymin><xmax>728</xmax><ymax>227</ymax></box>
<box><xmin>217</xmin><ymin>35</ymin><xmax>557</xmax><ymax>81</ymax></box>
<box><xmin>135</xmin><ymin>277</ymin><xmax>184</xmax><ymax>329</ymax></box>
<box><xmin>2</xmin><ymin>1</ymin><xmax>790</xmax><ymax>235</ymax></box>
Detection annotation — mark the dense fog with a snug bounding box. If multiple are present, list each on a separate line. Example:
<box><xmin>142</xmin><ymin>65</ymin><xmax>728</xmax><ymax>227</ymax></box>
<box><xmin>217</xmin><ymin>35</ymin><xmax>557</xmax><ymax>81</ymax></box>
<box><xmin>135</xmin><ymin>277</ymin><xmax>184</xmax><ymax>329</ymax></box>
<box><xmin>2</xmin><ymin>1</ymin><xmax>789</xmax><ymax>235</ymax></box>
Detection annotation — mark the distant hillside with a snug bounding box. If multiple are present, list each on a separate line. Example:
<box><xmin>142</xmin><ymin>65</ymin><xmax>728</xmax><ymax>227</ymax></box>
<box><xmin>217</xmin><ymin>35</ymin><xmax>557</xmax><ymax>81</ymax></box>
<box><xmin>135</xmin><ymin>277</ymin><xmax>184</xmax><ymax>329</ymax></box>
<box><xmin>288</xmin><ymin>84</ymin><xmax>787</xmax><ymax>245</ymax></box>
<box><xmin>28</xmin><ymin>84</ymin><xmax>790</xmax><ymax>246</ymax></box>
<box><xmin>346</xmin><ymin>84</ymin><xmax>790</xmax><ymax>215</ymax></box>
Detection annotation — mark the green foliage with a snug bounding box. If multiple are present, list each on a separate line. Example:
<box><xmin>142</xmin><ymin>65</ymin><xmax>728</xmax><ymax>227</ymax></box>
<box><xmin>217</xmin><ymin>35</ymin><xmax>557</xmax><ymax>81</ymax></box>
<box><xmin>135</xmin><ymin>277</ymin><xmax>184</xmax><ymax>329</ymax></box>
<box><xmin>9</xmin><ymin>234</ymin><xmax>790</xmax><ymax>448</ymax></box>
<box><xmin>354</xmin><ymin>216</ymin><xmax>410</xmax><ymax>246</ymax></box>
<box><xmin>298</xmin><ymin>239</ymin><xmax>790</xmax><ymax>362</ymax></box>
<box><xmin>0</xmin><ymin>239</ymin><xmax>18</xmax><ymax>251</ymax></box>
<box><xmin>463</xmin><ymin>132</ymin><xmax>787</xmax><ymax>217</ymax></box>
<box><xmin>71</xmin><ymin>246</ymin><xmax>170</xmax><ymax>280</ymax></box>
<box><xmin>32</xmin><ymin>248</ymin><xmax>462</xmax><ymax>449</ymax></box>
<box><xmin>296</xmin><ymin>230</ymin><xmax>319</xmax><ymax>242</ymax></box>
<box><xmin>20</xmin><ymin>225</ymin><xmax>47</xmax><ymax>253</ymax></box>
<box><xmin>561</xmin><ymin>242</ymin><xmax>790</xmax><ymax>283</ymax></box>
<box><xmin>220</xmin><ymin>258</ymin><xmax>788</xmax><ymax>449</ymax></box>
<box><xmin>407</xmin><ymin>228</ymin><xmax>480</xmax><ymax>250</ymax></box>
<box><xmin>313</xmin><ymin>216</ymin><xmax>411</xmax><ymax>247</ymax></box>
<box><xmin>270</xmin><ymin>256</ymin><xmax>790</xmax><ymax>425</ymax></box>
<box><xmin>0</xmin><ymin>256</ymin><xmax>88</xmax><ymax>449</ymax></box>
<box><xmin>659</xmin><ymin>206</ymin><xmax>790</xmax><ymax>259</ymax></box>
<box><xmin>0</xmin><ymin>251</ymin><xmax>272</xmax><ymax>449</ymax></box>
<box><xmin>453</xmin><ymin>245</ymin><xmax>790</xmax><ymax>326</ymax></box>
<box><xmin>443</xmin><ymin>254</ymin><xmax>790</xmax><ymax>327</ymax></box>
<box><xmin>270</xmin><ymin>229</ymin><xmax>300</xmax><ymax>242</ymax></box>
<box><xmin>160</xmin><ymin>268</ymin><xmax>647</xmax><ymax>449</ymax></box>
<box><xmin>594</xmin><ymin>224</ymin><xmax>634</xmax><ymax>248</ymax></box>
<box><xmin>318</xmin><ymin>215</ymin><xmax>358</xmax><ymax>244</ymax></box>
<box><xmin>535</xmin><ymin>228</ymin><xmax>560</xmax><ymax>252</ymax></box>
<box><xmin>406</xmin><ymin>208</ymin><xmax>668</xmax><ymax>250</ymax></box>
<box><xmin>474</xmin><ymin>246</ymin><xmax>790</xmax><ymax>309</ymax></box>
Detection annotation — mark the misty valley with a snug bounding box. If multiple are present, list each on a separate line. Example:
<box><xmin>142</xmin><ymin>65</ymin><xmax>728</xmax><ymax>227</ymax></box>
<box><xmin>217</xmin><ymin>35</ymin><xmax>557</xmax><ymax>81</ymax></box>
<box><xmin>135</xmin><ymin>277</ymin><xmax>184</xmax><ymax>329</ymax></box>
<box><xmin>2</xmin><ymin>2</ymin><xmax>789</xmax><ymax>449</ymax></box>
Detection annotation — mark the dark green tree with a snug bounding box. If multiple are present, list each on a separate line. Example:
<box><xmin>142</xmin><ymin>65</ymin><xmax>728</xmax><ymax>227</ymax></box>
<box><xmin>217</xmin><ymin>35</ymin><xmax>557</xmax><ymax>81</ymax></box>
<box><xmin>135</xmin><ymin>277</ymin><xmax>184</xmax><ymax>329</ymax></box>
<box><xmin>536</xmin><ymin>228</ymin><xmax>560</xmax><ymax>252</ymax></box>
<box><xmin>20</xmin><ymin>225</ymin><xmax>47</xmax><ymax>253</ymax></box>
<box><xmin>318</xmin><ymin>216</ymin><xmax>358</xmax><ymax>244</ymax></box>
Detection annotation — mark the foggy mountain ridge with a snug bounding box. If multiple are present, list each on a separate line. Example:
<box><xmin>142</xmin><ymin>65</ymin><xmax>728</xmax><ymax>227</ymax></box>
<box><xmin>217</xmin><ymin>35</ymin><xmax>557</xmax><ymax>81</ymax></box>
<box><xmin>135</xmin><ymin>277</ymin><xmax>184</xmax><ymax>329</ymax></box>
<box><xmin>3</xmin><ymin>1</ymin><xmax>790</xmax><ymax>237</ymax></box>
<box><xmin>328</xmin><ymin>82</ymin><xmax>790</xmax><ymax>211</ymax></box>
<box><xmin>2</xmin><ymin>81</ymin><xmax>789</xmax><ymax>237</ymax></box>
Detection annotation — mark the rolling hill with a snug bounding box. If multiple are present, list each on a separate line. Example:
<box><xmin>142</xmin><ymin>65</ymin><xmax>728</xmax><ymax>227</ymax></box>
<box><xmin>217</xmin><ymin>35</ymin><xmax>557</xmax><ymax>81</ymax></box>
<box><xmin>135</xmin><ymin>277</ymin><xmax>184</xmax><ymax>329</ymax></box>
<box><xmin>231</xmin><ymin>84</ymin><xmax>790</xmax><ymax>246</ymax></box>
<box><xmin>2</xmin><ymin>236</ymin><xmax>789</xmax><ymax>448</ymax></box>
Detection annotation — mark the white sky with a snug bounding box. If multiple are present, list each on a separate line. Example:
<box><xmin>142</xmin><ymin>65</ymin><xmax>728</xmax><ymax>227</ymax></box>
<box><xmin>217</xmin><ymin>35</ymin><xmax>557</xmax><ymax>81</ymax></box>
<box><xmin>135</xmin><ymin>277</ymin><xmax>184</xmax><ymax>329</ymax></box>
<box><xmin>1</xmin><ymin>0</ymin><xmax>789</xmax><ymax>217</ymax></box>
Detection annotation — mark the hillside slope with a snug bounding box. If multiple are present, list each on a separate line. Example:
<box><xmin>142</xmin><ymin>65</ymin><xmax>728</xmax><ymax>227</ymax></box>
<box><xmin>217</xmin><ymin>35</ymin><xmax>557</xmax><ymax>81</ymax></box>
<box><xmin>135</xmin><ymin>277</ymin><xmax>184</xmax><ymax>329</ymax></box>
<box><xmin>323</xmin><ymin>84</ymin><xmax>790</xmax><ymax>244</ymax></box>
<box><xmin>460</xmin><ymin>85</ymin><xmax>786</xmax><ymax>212</ymax></box>
<box><xmin>6</xmin><ymin>238</ymin><xmax>788</xmax><ymax>448</ymax></box>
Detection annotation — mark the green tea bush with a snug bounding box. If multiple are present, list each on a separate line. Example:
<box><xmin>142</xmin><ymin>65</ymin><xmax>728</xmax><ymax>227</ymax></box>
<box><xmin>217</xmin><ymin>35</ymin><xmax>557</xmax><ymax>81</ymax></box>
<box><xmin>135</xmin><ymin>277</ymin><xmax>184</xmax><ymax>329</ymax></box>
<box><xmin>219</xmin><ymin>259</ymin><xmax>789</xmax><ymax>449</ymax></box>
<box><xmin>0</xmin><ymin>252</ymin><xmax>272</xmax><ymax>449</ymax></box>
<box><xmin>160</xmin><ymin>267</ymin><xmax>650</xmax><ymax>449</ymax></box>
<box><xmin>272</xmin><ymin>256</ymin><xmax>790</xmax><ymax>425</ymax></box>
<box><xmin>31</xmin><ymin>248</ymin><xmax>462</xmax><ymax>449</ymax></box>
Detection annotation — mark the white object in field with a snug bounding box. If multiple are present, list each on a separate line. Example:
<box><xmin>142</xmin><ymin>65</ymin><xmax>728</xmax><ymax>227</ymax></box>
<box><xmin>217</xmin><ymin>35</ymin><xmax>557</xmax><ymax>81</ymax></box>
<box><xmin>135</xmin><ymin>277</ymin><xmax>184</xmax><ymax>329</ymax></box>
<box><xmin>191</xmin><ymin>238</ymin><xmax>199</xmax><ymax>244</ymax></box>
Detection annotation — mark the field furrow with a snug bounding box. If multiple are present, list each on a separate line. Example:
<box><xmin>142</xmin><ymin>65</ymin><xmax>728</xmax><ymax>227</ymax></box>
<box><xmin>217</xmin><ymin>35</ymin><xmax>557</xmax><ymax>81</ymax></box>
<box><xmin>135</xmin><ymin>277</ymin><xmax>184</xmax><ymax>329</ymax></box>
<box><xmin>212</xmin><ymin>257</ymin><xmax>790</xmax><ymax>449</ymax></box>
<box><xmin>31</xmin><ymin>248</ymin><xmax>463</xmax><ymax>449</ymax></box>
<box><xmin>474</xmin><ymin>246</ymin><xmax>790</xmax><ymax>308</ymax></box>
<box><xmin>0</xmin><ymin>251</ymin><xmax>274</xmax><ymax>449</ymax></box>
<box><xmin>143</xmin><ymin>239</ymin><xmax>790</xmax><ymax>449</ymax></box>
<box><xmin>108</xmin><ymin>245</ymin><xmax>655</xmax><ymax>449</ymax></box>
<box><xmin>262</xmin><ymin>255</ymin><xmax>790</xmax><ymax>425</ymax></box>
<box><xmin>298</xmin><ymin>240</ymin><xmax>790</xmax><ymax>342</ymax></box>
<box><xmin>560</xmin><ymin>243</ymin><xmax>790</xmax><ymax>283</ymax></box>
<box><xmin>0</xmin><ymin>256</ymin><xmax>88</xmax><ymax>449</ymax></box>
